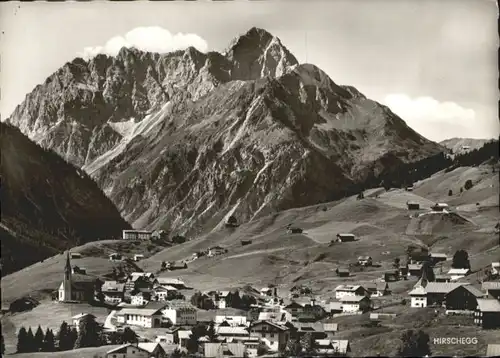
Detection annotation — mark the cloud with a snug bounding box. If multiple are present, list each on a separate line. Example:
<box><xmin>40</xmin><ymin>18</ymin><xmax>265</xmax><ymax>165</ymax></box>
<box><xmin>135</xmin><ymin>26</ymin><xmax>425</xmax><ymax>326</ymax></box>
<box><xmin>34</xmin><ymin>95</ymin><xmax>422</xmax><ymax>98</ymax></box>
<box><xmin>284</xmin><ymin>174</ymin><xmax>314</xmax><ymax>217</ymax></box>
<box><xmin>382</xmin><ymin>93</ymin><xmax>495</xmax><ymax>141</ymax></box>
<box><xmin>78</xmin><ymin>26</ymin><xmax>208</xmax><ymax>59</ymax></box>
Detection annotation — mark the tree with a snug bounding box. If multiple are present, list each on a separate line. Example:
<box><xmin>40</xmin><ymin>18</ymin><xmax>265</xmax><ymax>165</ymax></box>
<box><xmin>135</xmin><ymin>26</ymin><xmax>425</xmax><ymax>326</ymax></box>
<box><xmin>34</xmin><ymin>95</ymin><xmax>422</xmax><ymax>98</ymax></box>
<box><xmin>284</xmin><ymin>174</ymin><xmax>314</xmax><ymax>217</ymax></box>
<box><xmin>300</xmin><ymin>332</ymin><xmax>316</xmax><ymax>356</ymax></box>
<box><xmin>26</xmin><ymin>327</ymin><xmax>35</xmax><ymax>353</ymax></box>
<box><xmin>397</xmin><ymin>329</ymin><xmax>431</xmax><ymax>357</ymax></box>
<box><xmin>43</xmin><ymin>328</ymin><xmax>55</xmax><ymax>352</ymax></box>
<box><xmin>57</xmin><ymin>321</ymin><xmax>72</xmax><ymax>351</ymax></box>
<box><xmin>283</xmin><ymin>338</ymin><xmax>302</xmax><ymax>356</ymax></box>
<box><xmin>69</xmin><ymin>328</ymin><xmax>78</xmax><ymax>348</ymax></box>
<box><xmin>34</xmin><ymin>325</ymin><xmax>45</xmax><ymax>352</ymax></box>
<box><xmin>448</xmin><ymin>189</ymin><xmax>453</xmax><ymax>196</ymax></box>
<box><xmin>17</xmin><ymin>327</ymin><xmax>28</xmax><ymax>353</ymax></box>
<box><xmin>74</xmin><ymin>314</ymin><xmax>102</xmax><ymax>348</ymax></box>
<box><xmin>257</xmin><ymin>342</ymin><xmax>269</xmax><ymax>356</ymax></box>
<box><xmin>460</xmin><ymin>187</ymin><xmax>464</xmax><ymax>193</ymax></box>
<box><xmin>241</xmin><ymin>294</ymin><xmax>257</xmax><ymax>310</ymax></box>
<box><xmin>122</xmin><ymin>327</ymin><xmax>138</xmax><ymax>344</ymax></box>
<box><xmin>207</xmin><ymin>321</ymin><xmax>217</xmax><ymax>342</ymax></box>
<box><xmin>161</xmin><ymin>261</ymin><xmax>167</xmax><ymax>270</ymax></box>
<box><xmin>452</xmin><ymin>250</ymin><xmax>471</xmax><ymax>269</ymax></box>
<box><xmin>464</xmin><ymin>179</ymin><xmax>473</xmax><ymax>190</ymax></box>
<box><xmin>393</xmin><ymin>258</ymin><xmax>401</xmax><ymax>269</ymax></box>
<box><xmin>170</xmin><ymin>348</ymin><xmax>184</xmax><ymax>358</ymax></box>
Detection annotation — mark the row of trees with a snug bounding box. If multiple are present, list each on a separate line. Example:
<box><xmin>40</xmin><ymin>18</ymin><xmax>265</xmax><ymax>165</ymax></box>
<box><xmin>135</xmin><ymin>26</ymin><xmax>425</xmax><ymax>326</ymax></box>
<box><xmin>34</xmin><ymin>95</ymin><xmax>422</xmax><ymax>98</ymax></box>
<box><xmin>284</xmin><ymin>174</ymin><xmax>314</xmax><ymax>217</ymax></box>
<box><xmin>16</xmin><ymin>314</ymin><xmax>130</xmax><ymax>354</ymax></box>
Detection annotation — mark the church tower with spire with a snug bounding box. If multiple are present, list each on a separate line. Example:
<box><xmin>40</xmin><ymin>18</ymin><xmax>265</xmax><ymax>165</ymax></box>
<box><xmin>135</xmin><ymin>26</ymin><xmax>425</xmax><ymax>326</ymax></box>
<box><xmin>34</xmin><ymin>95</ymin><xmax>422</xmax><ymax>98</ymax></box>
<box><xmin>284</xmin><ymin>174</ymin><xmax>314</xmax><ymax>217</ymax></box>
<box><xmin>58</xmin><ymin>251</ymin><xmax>73</xmax><ymax>302</ymax></box>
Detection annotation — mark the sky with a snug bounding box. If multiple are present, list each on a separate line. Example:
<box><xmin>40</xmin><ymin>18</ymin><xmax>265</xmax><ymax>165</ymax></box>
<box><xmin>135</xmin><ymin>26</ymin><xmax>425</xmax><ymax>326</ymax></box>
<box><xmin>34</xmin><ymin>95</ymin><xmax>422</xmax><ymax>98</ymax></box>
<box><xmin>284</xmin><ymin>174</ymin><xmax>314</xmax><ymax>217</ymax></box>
<box><xmin>0</xmin><ymin>0</ymin><xmax>498</xmax><ymax>142</ymax></box>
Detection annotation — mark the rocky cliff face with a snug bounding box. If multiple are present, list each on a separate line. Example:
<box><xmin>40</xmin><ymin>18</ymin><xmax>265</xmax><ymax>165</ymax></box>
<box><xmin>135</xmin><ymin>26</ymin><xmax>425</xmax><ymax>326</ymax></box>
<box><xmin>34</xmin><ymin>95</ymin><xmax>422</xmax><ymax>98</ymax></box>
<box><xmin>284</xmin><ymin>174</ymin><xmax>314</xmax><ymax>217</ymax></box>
<box><xmin>6</xmin><ymin>27</ymin><xmax>443</xmax><ymax>235</ymax></box>
<box><xmin>0</xmin><ymin>122</ymin><xmax>130</xmax><ymax>275</ymax></box>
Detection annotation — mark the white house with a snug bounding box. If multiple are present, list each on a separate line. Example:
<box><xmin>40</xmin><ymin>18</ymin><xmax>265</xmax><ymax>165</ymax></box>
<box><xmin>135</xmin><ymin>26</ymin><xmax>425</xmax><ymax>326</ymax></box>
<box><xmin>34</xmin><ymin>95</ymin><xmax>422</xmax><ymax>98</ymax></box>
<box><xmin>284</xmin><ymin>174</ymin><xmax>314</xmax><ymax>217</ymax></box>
<box><xmin>431</xmin><ymin>203</ymin><xmax>449</xmax><ymax>212</ymax></box>
<box><xmin>101</xmin><ymin>281</ymin><xmax>125</xmax><ymax>303</ymax></box>
<box><xmin>122</xmin><ymin>230</ymin><xmax>153</xmax><ymax>240</ymax></box>
<box><xmin>491</xmin><ymin>262</ymin><xmax>500</xmax><ymax>275</ymax></box>
<box><xmin>447</xmin><ymin>268</ymin><xmax>470</xmax><ymax>281</ymax></box>
<box><xmin>339</xmin><ymin>296</ymin><xmax>371</xmax><ymax>313</ymax></box>
<box><xmin>131</xmin><ymin>290</ymin><xmax>153</xmax><ymax>306</ymax></box>
<box><xmin>116</xmin><ymin>308</ymin><xmax>163</xmax><ymax>328</ymax></box>
<box><xmin>334</xmin><ymin>285</ymin><xmax>368</xmax><ymax>300</ymax></box>
<box><xmin>215</xmin><ymin>315</ymin><xmax>248</xmax><ymax>326</ymax></box>
<box><xmin>153</xmin><ymin>285</ymin><xmax>178</xmax><ymax>301</ymax></box>
<box><xmin>161</xmin><ymin>300</ymin><xmax>197</xmax><ymax>325</ymax></box>
<box><xmin>134</xmin><ymin>254</ymin><xmax>145</xmax><ymax>262</ymax></box>
<box><xmin>409</xmin><ymin>286</ymin><xmax>427</xmax><ymax>308</ymax></box>
<box><xmin>315</xmin><ymin>339</ymin><xmax>351</xmax><ymax>356</ymax></box>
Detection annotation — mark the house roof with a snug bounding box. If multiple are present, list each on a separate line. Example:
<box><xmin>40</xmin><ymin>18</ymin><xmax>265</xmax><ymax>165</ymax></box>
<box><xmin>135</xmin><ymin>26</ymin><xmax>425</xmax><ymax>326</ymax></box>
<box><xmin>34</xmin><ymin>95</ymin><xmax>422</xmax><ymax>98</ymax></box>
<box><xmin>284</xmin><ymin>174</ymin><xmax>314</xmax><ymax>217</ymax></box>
<box><xmin>430</xmin><ymin>253</ymin><xmax>448</xmax><ymax>258</ymax></box>
<box><xmin>204</xmin><ymin>343</ymin><xmax>246</xmax><ymax>358</ymax></box>
<box><xmin>337</xmin><ymin>268</ymin><xmax>350</xmax><ymax>273</ymax></box>
<box><xmin>424</xmin><ymin>282</ymin><xmax>466</xmax><ymax>294</ymax></box>
<box><xmin>409</xmin><ymin>286</ymin><xmax>426</xmax><ymax>296</ymax></box>
<box><xmin>71</xmin><ymin>313</ymin><xmax>93</xmax><ymax>320</ymax></box>
<box><xmin>138</xmin><ymin>342</ymin><xmax>163</xmax><ymax>353</ymax></box>
<box><xmin>358</xmin><ymin>256</ymin><xmax>372</xmax><ymax>260</ymax></box>
<box><xmin>477</xmin><ymin>299</ymin><xmax>500</xmax><ymax>312</ymax></box>
<box><xmin>462</xmin><ymin>285</ymin><xmax>485</xmax><ymax>297</ymax></box>
<box><xmin>154</xmin><ymin>285</ymin><xmax>178</xmax><ymax>292</ymax></box>
<box><xmin>337</xmin><ymin>233</ymin><xmax>355</xmax><ymax>237</ymax></box>
<box><xmin>486</xmin><ymin>344</ymin><xmax>500</xmax><ymax>357</ymax></box>
<box><xmin>107</xmin><ymin>343</ymin><xmax>160</xmax><ymax>355</ymax></box>
<box><xmin>285</xmin><ymin>302</ymin><xmax>304</xmax><ymax>309</ymax></box>
<box><xmin>164</xmin><ymin>300</ymin><xmax>195</xmax><ymax>310</ymax></box>
<box><xmin>335</xmin><ymin>285</ymin><xmax>362</xmax><ymax>292</ymax></box>
<box><xmin>118</xmin><ymin>308</ymin><xmax>162</xmax><ymax>316</ymax></box>
<box><xmin>340</xmin><ymin>295</ymin><xmax>369</xmax><ymax>303</ymax></box>
<box><xmin>156</xmin><ymin>277</ymin><xmax>185</xmax><ymax>286</ymax></box>
<box><xmin>216</xmin><ymin>326</ymin><xmax>249</xmax><ymax>336</ymax></box>
<box><xmin>102</xmin><ymin>281</ymin><xmax>125</xmax><ymax>292</ymax></box>
<box><xmin>447</xmin><ymin>268</ymin><xmax>470</xmax><ymax>275</ymax></box>
<box><xmin>408</xmin><ymin>264</ymin><xmax>423</xmax><ymax>270</ymax></box>
<box><xmin>249</xmin><ymin>320</ymin><xmax>289</xmax><ymax>331</ymax></box>
<box><xmin>365</xmin><ymin>282</ymin><xmax>388</xmax><ymax>291</ymax></box>
<box><xmin>323</xmin><ymin>323</ymin><xmax>339</xmax><ymax>332</ymax></box>
<box><xmin>482</xmin><ymin>282</ymin><xmax>500</xmax><ymax>291</ymax></box>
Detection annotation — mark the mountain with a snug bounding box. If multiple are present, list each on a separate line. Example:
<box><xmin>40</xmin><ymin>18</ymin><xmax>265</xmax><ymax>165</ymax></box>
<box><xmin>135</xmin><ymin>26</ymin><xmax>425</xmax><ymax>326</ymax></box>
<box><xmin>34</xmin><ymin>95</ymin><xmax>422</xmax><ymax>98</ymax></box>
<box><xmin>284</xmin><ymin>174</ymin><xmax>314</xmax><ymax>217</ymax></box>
<box><xmin>6</xmin><ymin>27</ymin><xmax>443</xmax><ymax>235</ymax></box>
<box><xmin>440</xmin><ymin>137</ymin><xmax>494</xmax><ymax>154</ymax></box>
<box><xmin>0</xmin><ymin>122</ymin><xmax>130</xmax><ymax>276</ymax></box>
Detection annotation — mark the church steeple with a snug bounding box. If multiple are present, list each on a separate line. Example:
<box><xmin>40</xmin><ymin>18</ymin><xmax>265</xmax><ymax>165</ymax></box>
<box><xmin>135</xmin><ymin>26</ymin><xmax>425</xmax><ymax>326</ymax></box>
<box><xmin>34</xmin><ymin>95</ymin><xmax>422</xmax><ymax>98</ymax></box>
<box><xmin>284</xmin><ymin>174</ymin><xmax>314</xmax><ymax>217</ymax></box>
<box><xmin>65</xmin><ymin>251</ymin><xmax>72</xmax><ymax>280</ymax></box>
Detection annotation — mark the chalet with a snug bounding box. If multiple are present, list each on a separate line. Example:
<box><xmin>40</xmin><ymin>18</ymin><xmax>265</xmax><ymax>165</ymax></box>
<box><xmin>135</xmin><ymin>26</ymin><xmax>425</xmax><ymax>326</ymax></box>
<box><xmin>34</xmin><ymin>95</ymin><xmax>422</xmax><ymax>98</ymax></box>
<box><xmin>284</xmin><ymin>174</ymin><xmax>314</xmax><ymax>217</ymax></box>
<box><xmin>482</xmin><ymin>282</ymin><xmax>500</xmax><ymax>299</ymax></box>
<box><xmin>334</xmin><ymin>285</ymin><xmax>368</xmax><ymax>300</ymax></box>
<box><xmin>117</xmin><ymin>308</ymin><xmax>163</xmax><ymax>328</ymax></box>
<box><xmin>336</xmin><ymin>267</ymin><xmax>350</xmax><ymax>277</ymax></box>
<box><xmin>215</xmin><ymin>315</ymin><xmax>248</xmax><ymax>327</ymax></box>
<box><xmin>153</xmin><ymin>285</ymin><xmax>178</xmax><ymax>301</ymax></box>
<box><xmin>108</xmin><ymin>253</ymin><xmax>123</xmax><ymax>262</ymax></box>
<box><xmin>178</xmin><ymin>330</ymin><xmax>192</xmax><ymax>348</ymax></box>
<box><xmin>340</xmin><ymin>296</ymin><xmax>371</xmax><ymax>313</ymax></box>
<box><xmin>429</xmin><ymin>252</ymin><xmax>448</xmax><ymax>264</ymax></box>
<box><xmin>204</xmin><ymin>343</ymin><xmax>247</xmax><ymax>358</ymax></box>
<box><xmin>358</xmin><ymin>256</ymin><xmax>373</xmax><ymax>266</ymax></box>
<box><xmin>425</xmin><ymin>282</ymin><xmax>466</xmax><ymax>306</ymax></box>
<box><xmin>248</xmin><ymin>321</ymin><xmax>290</xmax><ymax>352</ymax></box>
<box><xmin>399</xmin><ymin>266</ymin><xmax>409</xmax><ymax>277</ymax></box>
<box><xmin>370</xmin><ymin>313</ymin><xmax>397</xmax><ymax>321</ymax></box>
<box><xmin>156</xmin><ymin>277</ymin><xmax>187</xmax><ymax>290</ymax></box>
<box><xmin>156</xmin><ymin>328</ymin><xmax>181</xmax><ymax>345</ymax></box>
<box><xmin>260</xmin><ymin>287</ymin><xmax>278</xmax><ymax>297</ymax></box>
<box><xmin>101</xmin><ymin>281</ymin><xmax>125</xmax><ymax>303</ymax></box>
<box><xmin>241</xmin><ymin>239</ymin><xmax>252</xmax><ymax>246</ymax></box>
<box><xmin>292</xmin><ymin>322</ymin><xmax>338</xmax><ymax>340</ymax></box>
<box><xmin>166</xmin><ymin>261</ymin><xmax>188</xmax><ymax>271</ymax></box>
<box><xmin>134</xmin><ymin>254</ymin><xmax>145</xmax><ymax>262</ymax></box>
<box><xmin>408</xmin><ymin>264</ymin><xmax>423</xmax><ymax>277</ymax></box>
<box><xmin>491</xmin><ymin>262</ymin><xmax>500</xmax><ymax>275</ymax></box>
<box><xmin>409</xmin><ymin>286</ymin><xmax>427</xmax><ymax>308</ymax></box>
<box><xmin>58</xmin><ymin>252</ymin><xmax>95</xmax><ymax>303</ymax></box>
<box><xmin>301</xmin><ymin>299</ymin><xmax>327</xmax><ymax>322</ymax></box>
<box><xmin>447</xmin><ymin>268</ymin><xmax>470</xmax><ymax>281</ymax></box>
<box><xmin>208</xmin><ymin>246</ymin><xmax>226</xmax><ymax>257</ymax></box>
<box><xmin>162</xmin><ymin>300</ymin><xmax>197</xmax><ymax>325</ymax></box>
<box><xmin>475</xmin><ymin>299</ymin><xmax>500</xmax><ymax>329</ymax></box>
<box><xmin>435</xmin><ymin>274</ymin><xmax>452</xmax><ymax>283</ymax></box>
<box><xmin>205</xmin><ymin>290</ymin><xmax>230</xmax><ymax>309</ymax></box>
<box><xmin>431</xmin><ymin>203</ymin><xmax>449</xmax><ymax>212</ymax></box>
<box><xmin>287</xmin><ymin>227</ymin><xmax>303</xmax><ymax>234</ymax></box>
<box><xmin>70</xmin><ymin>252</ymin><xmax>82</xmax><ymax>259</ymax></box>
<box><xmin>405</xmin><ymin>186</ymin><xmax>414</xmax><ymax>191</ymax></box>
<box><xmin>72</xmin><ymin>313</ymin><xmax>95</xmax><ymax>332</ymax></box>
<box><xmin>444</xmin><ymin>285</ymin><xmax>485</xmax><ymax>310</ymax></box>
<box><xmin>284</xmin><ymin>301</ymin><xmax>304</xmax><ymax>317</ymax></box>
<box><xmin>72</xmin><ymin>266</ymin><xmax>87</xmax><ymax>275</ymax></box>
<box><xmin>328</xmin><ymin>301</ymin><xmax>343</xmax><ymax>314</ymax></box>
<box><xmin>131</xmin><ymin>289</ymin><xmax>153</xmax><ymax>306</ymax></box>
<box><xmin>258</xmin><ymin>309</ymin><xmax>291</xmax><ymax>323</ymax></box>
<box><xmin>215</xmin><ymin>326</ymin><xmax>249</xmax><ymax>340</ymax></box>
<box><xmin>104</xmin><ymin>343</ymin><xmax>166</xmax><ymax>358</ymax></box>
<box><xmin>315</xmin><ymin>339</ymin><xmax>351</xmax><ymax>356</ymax></box>
<box><xmin>122</xmin><ymin>230</ymin><xmax>153</xmax><ymax>240</ymax></box>
<box><xmin>407</xmin><ymin>201</ymin><xmax>420</xmax><ymax>210</ymax></box>
<box><xmin>365</xmin><ymin>282</ymin><xmax>390</xmax><ymax>297</ymax></box>
<box><xmin>486</xmin><ymin>344</ymin><xmax>500</xmax><ymax>357</ymax></box>
<box><xmin>336</xmin><ymin>233</ymin><xmax>356</xmax><ymax>242</ymax></box>
<box><xmin>225</xmin><ymin>215</ymin><xmax>239</xmax><ymax>228</ymax></box>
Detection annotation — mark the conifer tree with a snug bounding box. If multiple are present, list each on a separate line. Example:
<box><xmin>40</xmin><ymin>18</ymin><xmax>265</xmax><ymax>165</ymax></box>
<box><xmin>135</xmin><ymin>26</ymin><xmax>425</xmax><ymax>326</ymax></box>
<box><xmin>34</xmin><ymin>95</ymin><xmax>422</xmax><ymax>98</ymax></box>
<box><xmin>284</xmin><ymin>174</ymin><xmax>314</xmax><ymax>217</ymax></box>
<box><xmin>26</xmin><ymin>327</ymin><xmax>35</xmax><ymax>353</ymax></box>
<box><xmin>57</xmin><ymin>321</ymin><xmax>71</xmax><ymax>351</ymax></box>
<box><xmin>34</xmin><ymin>325</ymin><xmax>45</xmax><ymax>352</ymax></box>
<box><xmin>16</xmin><ymin>327</ymin><xmax>28</xmax><ymax>353</ymax></box>
<box><xmin>43</xmin><ymin>328</ymin><xmax>56</xmax><ymax>352</ymax></box>
<box><xmin>74</xmin><ymin>314</ymin><xmax>102</xmax><ymax>348</ymax></box>
<box><xmin>69</xmin><ymin>327</ymin><xmax>78</xmax><ymax>349</ymax></box>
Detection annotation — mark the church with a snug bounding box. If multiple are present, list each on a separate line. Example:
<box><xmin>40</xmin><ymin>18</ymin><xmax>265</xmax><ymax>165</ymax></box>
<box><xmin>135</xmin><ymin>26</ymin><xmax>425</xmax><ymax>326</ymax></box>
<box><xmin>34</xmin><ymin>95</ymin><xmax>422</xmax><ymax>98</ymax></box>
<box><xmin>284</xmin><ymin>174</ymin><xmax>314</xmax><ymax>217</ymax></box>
<box><xmin>58</xmin><ymin>252</ymin><xmax>95</xmax><ymax>303</ymax></box>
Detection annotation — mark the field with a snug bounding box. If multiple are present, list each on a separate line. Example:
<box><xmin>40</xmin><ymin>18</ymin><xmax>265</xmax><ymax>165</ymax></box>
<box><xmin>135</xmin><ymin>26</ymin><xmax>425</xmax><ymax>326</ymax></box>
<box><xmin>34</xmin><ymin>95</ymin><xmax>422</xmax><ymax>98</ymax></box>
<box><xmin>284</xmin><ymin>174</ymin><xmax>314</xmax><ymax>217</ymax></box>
<box><xmin>1</xmin><ymin>164</ymin><xmax>498</xmax><ymax>356</ymax></box>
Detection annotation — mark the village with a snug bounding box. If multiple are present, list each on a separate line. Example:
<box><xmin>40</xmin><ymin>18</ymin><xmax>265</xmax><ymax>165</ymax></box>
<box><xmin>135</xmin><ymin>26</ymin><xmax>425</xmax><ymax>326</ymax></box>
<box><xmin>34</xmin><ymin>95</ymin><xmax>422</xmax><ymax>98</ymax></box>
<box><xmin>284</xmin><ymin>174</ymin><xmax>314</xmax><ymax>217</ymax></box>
<box><xmin>31</xmin><ymin>197</ymin><xmax>499</xmax><ymax>358</ymax></box>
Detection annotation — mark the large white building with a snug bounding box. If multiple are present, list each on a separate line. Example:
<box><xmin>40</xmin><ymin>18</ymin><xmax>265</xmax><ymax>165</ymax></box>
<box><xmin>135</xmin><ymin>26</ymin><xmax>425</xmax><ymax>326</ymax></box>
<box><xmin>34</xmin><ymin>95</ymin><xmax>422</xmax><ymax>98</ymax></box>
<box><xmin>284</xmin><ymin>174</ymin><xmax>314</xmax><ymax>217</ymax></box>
<box><xmin>409</xmin><ymin>286</ymin><xmax>427</xmax><ymax>308</ymax></box>
<box><xmin>161</xmin><ymin>300</ymin><xmax>197</xmax><ymax>325</ymax></box>
<box><xmin>122</xmin><ymin>230</ymin><xmax>153</xmax><ymax>240</ymax></box>
<box><xmin>334</xmin><ymin>285</ymin><xmax>368</xmax><ymax>300</ymax></box>
<box><xmin>117</xmin><ymin>308</ymin><xmax>163</xmax><ymax>328</ymax></box>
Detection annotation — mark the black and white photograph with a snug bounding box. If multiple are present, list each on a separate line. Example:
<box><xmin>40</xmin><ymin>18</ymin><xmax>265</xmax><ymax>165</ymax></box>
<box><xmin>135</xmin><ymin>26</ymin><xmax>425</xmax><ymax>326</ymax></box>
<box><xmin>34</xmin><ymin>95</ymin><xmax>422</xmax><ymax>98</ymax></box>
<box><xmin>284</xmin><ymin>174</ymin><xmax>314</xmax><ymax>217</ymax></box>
<box><xmin>0</xmin><ymin>0</ymin><xmax>499</xmax><ymax>357</ymax></box>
